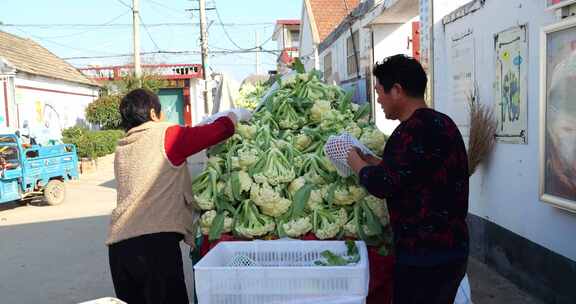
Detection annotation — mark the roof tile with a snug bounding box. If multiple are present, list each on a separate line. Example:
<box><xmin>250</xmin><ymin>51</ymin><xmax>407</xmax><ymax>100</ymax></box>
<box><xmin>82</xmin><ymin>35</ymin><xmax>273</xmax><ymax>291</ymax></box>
<box><xmin>308</xmin><ymin>0</ymin><xmax>360</xmax><ymax>41</ymax></box>
<box><xmin>0</xmin><ymin>31</ymin><xmax>98</xmax><ymax>87</ymax></box>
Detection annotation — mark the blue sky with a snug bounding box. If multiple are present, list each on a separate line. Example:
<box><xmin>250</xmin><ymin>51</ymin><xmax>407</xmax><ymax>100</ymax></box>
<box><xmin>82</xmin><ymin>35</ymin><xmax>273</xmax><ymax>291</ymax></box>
<box><xmin>0</xmin><ymin>0</ymin><xmax>303</xmax><ymax>82</ymax></box>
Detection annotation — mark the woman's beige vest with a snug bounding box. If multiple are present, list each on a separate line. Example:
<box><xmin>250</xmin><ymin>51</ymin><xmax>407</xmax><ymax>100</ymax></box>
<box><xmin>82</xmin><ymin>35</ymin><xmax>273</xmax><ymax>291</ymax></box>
<box><xmin>107</xmin><ymin>121</ymin><xmax>199</xmax><ymax>246</ymax></box>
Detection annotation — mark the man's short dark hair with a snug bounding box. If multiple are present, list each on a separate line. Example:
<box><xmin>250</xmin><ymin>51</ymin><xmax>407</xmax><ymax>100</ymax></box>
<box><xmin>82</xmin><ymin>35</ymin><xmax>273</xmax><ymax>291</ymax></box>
<box><xmin>119</xmin><ymin>88</ymin><xmax>161</xmax><ymax>131</ymax></box>
<box><xmin>372</xmin><ymin>54</ymin><xmax>427</xmax><ymax>98</ymax></box>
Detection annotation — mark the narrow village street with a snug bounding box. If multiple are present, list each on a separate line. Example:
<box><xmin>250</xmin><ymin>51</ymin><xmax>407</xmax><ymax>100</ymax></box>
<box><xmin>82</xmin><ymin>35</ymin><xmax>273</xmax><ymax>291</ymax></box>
<box><xmin>1</xmin><ymin>0</ymin><xmax>575</xmax><ymax>303</ymax></box>
<box><xmin>0</xmin><ymin>155</ymin><xmax>195</xmax><ymax>304</ymax></box>
<box><xmin>0</xmin><ymin>155</ymin><xmax>542</xmax><ymax>304</ymax></box>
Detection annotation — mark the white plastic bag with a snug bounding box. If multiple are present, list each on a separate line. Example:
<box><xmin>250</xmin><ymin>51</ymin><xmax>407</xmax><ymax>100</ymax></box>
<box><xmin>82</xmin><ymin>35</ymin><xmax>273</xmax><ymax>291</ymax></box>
<box><xmin>324</xmin><ymin>133</ymin><xmax>375</xmax><ymax>177</ymax></box>
<box><xmin>454</xmin><ymin>274</ymin><xmax>472</xmax><ymax>304</ymax></box>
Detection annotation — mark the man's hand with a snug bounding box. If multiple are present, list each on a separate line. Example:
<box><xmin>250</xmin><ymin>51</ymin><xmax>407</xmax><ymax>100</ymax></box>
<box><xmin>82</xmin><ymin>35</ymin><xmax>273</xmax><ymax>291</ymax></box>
<box><xmin>347</xmin><ymin>147</ymin><xmax>369</xmax><ymax>175</ymax></box>
<box><xmin>358</xmin><ymin>148</ymin><xmax>382</xmax><ymax>165</ymax></box>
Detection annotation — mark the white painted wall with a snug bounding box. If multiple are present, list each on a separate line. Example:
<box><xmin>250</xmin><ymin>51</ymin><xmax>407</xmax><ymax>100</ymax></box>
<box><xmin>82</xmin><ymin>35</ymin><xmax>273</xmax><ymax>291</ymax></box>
<box><xmin>371</xmin><ymin>17</ymin><xmax>419</xmax><ymax>135</ymax></box>
<box><xmin>14</xmin><ymin>74</ymin><xmax>99</xmax><ymax>136</ymax></box>
<box><xmin>299</xmin><ymin>5</ymin><xmax>318</xmax><ymax>71</ymax></box>
<box><xmin>191</xmin><ymin>79</ymin><xmax>208</xmax><ymax>126</ymax></box>
<box><xmin>433</xmin><ymin>0</ymin><xmax>576</xmax><ymax>261</ymax></box>
<box><xmin>0</xmin><ymin>79</ymin><xmax>6</xmax><ymax>128</ymax></box>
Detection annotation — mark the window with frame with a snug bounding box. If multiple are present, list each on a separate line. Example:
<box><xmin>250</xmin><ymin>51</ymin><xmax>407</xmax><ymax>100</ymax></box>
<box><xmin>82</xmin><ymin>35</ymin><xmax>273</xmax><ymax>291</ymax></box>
<box><xmin>323</xmin><ymin>52</ymin><xmax>332</xmax><ymax>80</ymax></box>
<box><xmin>290</xmin><ymin>30</ymin><xmax>300</xmax><ymax>48</ymax></box>
<box><xmin>347</xmin><ymin>31</ymin><xmax>360</xmax><ymax>76</ymax></box>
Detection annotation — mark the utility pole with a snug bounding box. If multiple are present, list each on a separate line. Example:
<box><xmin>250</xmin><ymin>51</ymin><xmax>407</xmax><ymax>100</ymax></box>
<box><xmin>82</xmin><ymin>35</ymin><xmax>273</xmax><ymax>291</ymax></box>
<box><xmin>198</xmin><ymin>0</ymin><xmax>212</xmax><ymax>114</ymax></box>
<box><xmin>255</xmin><ymin>31</ymin><xmax>261</xmax><ymax>75</ymax></box>
<box><xmin>132</xmin><ymin>0</ymin><xmax>142</xmax><ymax>77</ymax></box>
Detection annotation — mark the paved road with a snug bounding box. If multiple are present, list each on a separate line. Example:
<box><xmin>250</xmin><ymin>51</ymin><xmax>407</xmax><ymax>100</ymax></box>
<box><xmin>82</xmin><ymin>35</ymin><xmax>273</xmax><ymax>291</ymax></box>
<box><xmin>0</xmin><ymin>155</ymin><xmax>194</xmax><ymax>304</ymax></box>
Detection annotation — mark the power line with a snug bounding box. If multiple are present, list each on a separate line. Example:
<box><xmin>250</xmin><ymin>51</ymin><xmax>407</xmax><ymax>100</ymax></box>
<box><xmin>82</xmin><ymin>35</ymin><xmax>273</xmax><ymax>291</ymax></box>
<box><xmin>63</xmin><ymin>49</ymin><xmax>282</xmax><ymax>60</ymax></box>
<box><xmin>115</xmin><ymin>0</ymin><xmax>132</xmax><ymax>9</ymax></box>
<box><xmin>10</xmin><ymin>27</ymin><xmax>117</xmax><ymax>55</ymax></box>
<box><xmin>138</xmin><ymin>14</ymin><xmax>161</xmax><ymax>51</ymax></box>
<box><xmin>213</xmin><ymin>1</ymin><xmax>250</xmax><ymax>50</ymax></box>
<box><xmin>0</xmin><ymin>22</ymin><xmax>274</xmax><ymax>28</ymax></box>
<box><xmin>29</xmin><ymin>10</ymin><xmax>131</xmax><ymax>39</ymax></box>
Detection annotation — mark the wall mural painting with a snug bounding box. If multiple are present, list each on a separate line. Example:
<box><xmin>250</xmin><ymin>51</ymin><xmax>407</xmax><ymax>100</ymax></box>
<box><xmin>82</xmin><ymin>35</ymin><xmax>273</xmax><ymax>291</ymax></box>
<box><xmin>494</xmin><ymin>25</ymin><xmax>528</xmax><ymax>144</ymax></box>
<box><xmin>540</xmin><ymin>19</ymin><xmax>576</xmax><ymax>212</ymax></box>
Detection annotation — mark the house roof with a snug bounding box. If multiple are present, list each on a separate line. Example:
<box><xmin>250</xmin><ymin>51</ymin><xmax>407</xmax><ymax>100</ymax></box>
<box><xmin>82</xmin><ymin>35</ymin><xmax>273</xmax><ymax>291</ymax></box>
<box><xmin>0</xmin><ymin>31</ymin><xmax>98</xmax><ymax>87</ymax></box>
<box><xmin>318</xmin><ymin>0</ymin><xmax>375</xmax><ymax>53</ymax></box>
<box><xmin>276</xmin><ymin>19</ymin><xmax>301</xmax><ymax>26</ymax></box>
<box><xmin>305</xmin><ymin>0</ymin><xmax>360</xmax><ymax>43</ymax></box>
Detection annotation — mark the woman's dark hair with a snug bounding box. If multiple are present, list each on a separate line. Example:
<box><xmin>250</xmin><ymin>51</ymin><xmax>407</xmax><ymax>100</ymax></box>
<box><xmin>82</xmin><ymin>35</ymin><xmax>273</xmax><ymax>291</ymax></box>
<box><xmin>119</xmin><ymin>88</ymin><xmax>161</xmax><ymax>131</ymax></box>
<box><xmin>372</xmin><ymin>54</ymin><xmax>427</xmax><ymax>98</ymax></box>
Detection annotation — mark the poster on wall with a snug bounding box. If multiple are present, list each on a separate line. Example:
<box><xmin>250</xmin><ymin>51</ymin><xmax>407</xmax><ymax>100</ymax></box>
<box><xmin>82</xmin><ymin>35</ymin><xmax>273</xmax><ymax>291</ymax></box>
<box><xmin>494</xmin><ymin>25</ymin><xmax>528</xmax><ymax>144</ymax></box>
<box><xmin>540</xmin><ymin>19</ymin><xmax>576</xmax><ymax>212</ymax></box>
<box><xmin>448</xmin><ymin>29</ymin><xmax>475</xmax><ymax>138</ymax></box>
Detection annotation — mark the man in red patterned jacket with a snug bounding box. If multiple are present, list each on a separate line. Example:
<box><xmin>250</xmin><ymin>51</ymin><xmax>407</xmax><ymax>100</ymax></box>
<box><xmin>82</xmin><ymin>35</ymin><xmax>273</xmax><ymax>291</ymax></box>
<box><xmin>348</xmin><ymin>54</ymin><xmax>469</xmax><ymax>304</ymax></box>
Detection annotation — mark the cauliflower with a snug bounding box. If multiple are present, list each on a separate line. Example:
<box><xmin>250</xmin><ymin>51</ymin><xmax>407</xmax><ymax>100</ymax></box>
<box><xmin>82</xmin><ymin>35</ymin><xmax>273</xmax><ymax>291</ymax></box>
<box><xmin>238</xmin><ymin>171</ymin><xmax>253</xmax><ymax>193</ymax></box>
<box><xmin>250</xmin><ymin>147</ymin><xmax>295</xmax><ymax>186</ymax></box>
<box><xmin>259</xmin><ymin>198</ymin><xmax>291</xmax><ymax>217</ymax></box>
<box><xmin>344</xmin><ymin>205</ymin><xmax>382</xmax><ymax>238</ymax></box>
<box><xmin>364</xmin><ymin>195</ymin><xmax>390</xmax><ymax>226</ymax></box>
<box><xmin>288</xmin><ymin>177</ymin><xmax>306</xmax><ymax>196</ymax></box>
<box><xmin>230</xmin><ymin>156</ymin><xmax>241</xmax><ymax>170</ymax></box>
<box><xmin>195</xmin><ymin>192</ymin><xmax>215</xmax><ymax>211</ymax></box>
<box><xmin>200</xmin><ymin>210</ymin><xmax>233</xmax><ymax>235</ymax></box>
<box><xmin>319</xmin><ymin>110</ymin><xmax>347</xmax><ymax>132</ymax></box>
<box><xmin>288</xmin><ymin>177</ymin><xmax>325</xmax><ymax>211</ymax></box>
<box><xmin>225</xmin><ymin>171</ymin><xmax>253</xmax><ymax>201</ymax></box>
<box><xmin>192</xmin><ymin>168</ymin><xmax>219</xmax><ymax>210</ymax></box>
<box><xmin>313</xmin><ymin>207</ymin><xmax>347</xmax><ymax>240</ymax></box>
<box><xmin>329</xmin><ymin>180</ymin><xmax>364</xmax><ymax>206</ymax></box>
<box><xmin>281</xmin><ymin>73</ymin><xmax>297</xmax><ymax>86</ymax></box>
<box><xmin>349</xmin><ymin>185</ymin><xmax>367</xmax><ymax>202</ymax></box>
<box><xmin>307</xmin><ymin>188</ymin><xmax>325</xmax><ymax>211</ymax></box>
<box><xmin>235</xmin><ymin>200</ymin><xmax>276</xmax><ymax>238</ymax></box>
<box><xmin>277</xmin><ymin>102</ymin><xmax>305</xmax><ymax>130</ymax></box>
<box><xmin>300</xmin><ymin>154</ymin><xmax>335</xmax><ymax>185</ymax></box>
<box><xmin>282</xmin><ymin>216</ymin><xmax>313</xmax><ymax>238</ymax></box>
<box><xmin>252</xmin><ymin>173</ymin><xmax>268</xmax><ymax>184</ymax></box>
<box><xmin>294</xmin><ymin>134</ymin><xmax>312</xmax><ymax>151</ymax></box>
<box><xmin>238</xmin><ymin>146</ymin><xmax>259</xmax><ymax>169</ymax></box>
<box><xmin>250</xmin><ymin>182</ymin><xmax>291</xmax><ymax>217</ymax></box>
<box><xmin>207</xmin><ymin>156</ymin><xmax>224</xmax><ymax>172</ymax></box>
<box><xmin>360</xmin><ymin>127</ymin><xmax>387</xmax><ymax>155</ymax></box>
<box><xmin>310</xmin><ymin>100</ymin><xmax>332</xmax><ymax>123</ymax></box>
<box><xmin>237</xmin><ymin>123</ymin><xmax>257</xmax><ymax>139</ymax></box>
<box><xmin>334</xmin><ymin>186</ymin><xmax>356</xmax><ymax>206</ymax></box>
<box><xmin>344</xmin><ymin>122</ymin><xmax>362</xmax><ymax>139</ymax></box>
<box><xmin>344</xmin><ymin>219</ymin><xmax>358</xmax><ymax>238</ymax></box>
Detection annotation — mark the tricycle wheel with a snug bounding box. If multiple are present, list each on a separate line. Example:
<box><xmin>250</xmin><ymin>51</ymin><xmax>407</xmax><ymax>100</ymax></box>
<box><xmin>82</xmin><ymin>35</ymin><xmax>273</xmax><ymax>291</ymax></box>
<box><xmin>44</xmin><ymin>180</ymin><xmax>66</xmax><ymax>206</ymax></box>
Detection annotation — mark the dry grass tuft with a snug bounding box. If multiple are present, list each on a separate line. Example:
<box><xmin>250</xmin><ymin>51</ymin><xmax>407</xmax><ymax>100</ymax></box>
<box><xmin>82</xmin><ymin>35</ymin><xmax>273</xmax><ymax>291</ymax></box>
<box><xmin>468</xmin><ymin>94</ymin><xmax>497</xmax><ymax>176</ymax></box>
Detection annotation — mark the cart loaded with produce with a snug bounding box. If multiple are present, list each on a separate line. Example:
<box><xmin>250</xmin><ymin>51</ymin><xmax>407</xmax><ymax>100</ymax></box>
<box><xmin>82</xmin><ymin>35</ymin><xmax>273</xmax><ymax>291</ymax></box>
<box><xmin>192</xmin><ymin>68</ymin><xmax>394</xmax><ymax>304</ymax></box>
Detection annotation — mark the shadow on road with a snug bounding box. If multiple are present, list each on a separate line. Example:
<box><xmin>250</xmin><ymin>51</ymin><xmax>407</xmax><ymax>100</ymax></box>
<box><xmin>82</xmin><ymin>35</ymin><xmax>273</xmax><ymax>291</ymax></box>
<box><xmin>0</xmin><ymin>215</ymin><xmax>195</xmax><ymax>304</ymax></box>
<box><xmin>98</xmin><ymin>179</ymin><xmax>117</xmax><ymax>189</ymax></box>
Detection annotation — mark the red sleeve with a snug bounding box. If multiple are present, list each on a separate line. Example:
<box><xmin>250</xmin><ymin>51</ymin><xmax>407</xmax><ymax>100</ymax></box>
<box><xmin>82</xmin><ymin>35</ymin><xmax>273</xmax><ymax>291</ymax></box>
<box><xmin>164</xmin><ymin>116</ymin><xmax>235</xmax><ymax>166</ymax></box>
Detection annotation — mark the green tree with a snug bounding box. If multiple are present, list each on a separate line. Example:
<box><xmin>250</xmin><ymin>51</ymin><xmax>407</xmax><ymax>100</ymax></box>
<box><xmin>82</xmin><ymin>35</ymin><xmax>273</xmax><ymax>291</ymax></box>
<box><xmin>85</xmin><ymin>94</ymin><xmax>122</xmax><ymax>130</ymax></box>
<box><xmin>85</xmin><ymin>74</ymin><xmax>168</xmax><ymax>129</ymax></box>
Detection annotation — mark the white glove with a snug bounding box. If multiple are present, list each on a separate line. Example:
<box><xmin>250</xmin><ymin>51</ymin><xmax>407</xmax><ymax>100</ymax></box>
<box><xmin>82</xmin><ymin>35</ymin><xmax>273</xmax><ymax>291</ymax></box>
<box><xmin>198</xmin><ymin>112</ymin><xmax>228</xmax><ymax>125</ymax></box>
<box><xmin>198</xmin><ymin>108</ymin><xmax>252</xmax><ymax>125</ymax></box>
<box><xmin>228</xmin><ymin>108</ymin><xmax>252</xmax><ymax>122</ymax></box>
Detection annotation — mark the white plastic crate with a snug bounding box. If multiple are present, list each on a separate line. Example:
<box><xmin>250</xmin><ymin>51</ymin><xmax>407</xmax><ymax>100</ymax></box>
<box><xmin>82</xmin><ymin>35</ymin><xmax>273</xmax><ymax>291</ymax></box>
<box><xmin>194</xmin><ymin>240</ymin><xmax>369</xmax><ymax>304</ymax></box>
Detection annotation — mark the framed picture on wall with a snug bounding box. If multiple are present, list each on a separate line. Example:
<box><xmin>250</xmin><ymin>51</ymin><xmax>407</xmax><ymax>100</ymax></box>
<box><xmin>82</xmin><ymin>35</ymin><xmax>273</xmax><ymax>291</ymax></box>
<box><xmin>546</xmin><ymin>0</ymin><xmax>576</xmax><ymax>10</ymax></box>
<box><xmin>540</xmin><ymin>18</ymin><xmax>576</xmax><ymax>212</ymax></box>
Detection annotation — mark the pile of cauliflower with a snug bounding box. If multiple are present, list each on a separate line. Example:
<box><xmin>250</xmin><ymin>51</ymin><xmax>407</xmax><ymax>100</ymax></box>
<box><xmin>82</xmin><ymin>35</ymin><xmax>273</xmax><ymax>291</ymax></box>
<box><xmin>194</xmin><ymin>71</ymin><xmax>391</xmax><ymax>248</ymax></box>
